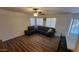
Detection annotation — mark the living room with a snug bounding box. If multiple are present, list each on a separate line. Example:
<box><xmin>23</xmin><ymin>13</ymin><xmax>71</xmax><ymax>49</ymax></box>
<box><xmin>0</xmin><ymin>7</ymin><xmax>79</xmax><ymax>52</ymax></box>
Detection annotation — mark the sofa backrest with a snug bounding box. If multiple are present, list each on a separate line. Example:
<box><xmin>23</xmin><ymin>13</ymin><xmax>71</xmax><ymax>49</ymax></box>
<box><xmin>28</xmin><ymin>26</ymin><xmax>35</xmax><ymax>31</ymax></box>
<box><xmin>37</xmin><ymin>26</ymin><xmax>56</xmax><ymax>32</ymax></box>
<box><xmin>28</xmin><ymin>26</ymin><xmax>56</xmax><ymax>33</ymax></box>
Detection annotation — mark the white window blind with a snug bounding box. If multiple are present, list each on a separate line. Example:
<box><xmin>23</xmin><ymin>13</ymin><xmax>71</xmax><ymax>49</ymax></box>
<box><xmin>46</xmin><ymin>18</ymin><xmax>56</xmax><ymax>28</ymax></box>
<box><xmin>30</xmin><ymin>18</ymin><xmax>35</xmax><ymax>26</ymax></box>
<box><xmin>37</xmin><ymin>18</ymin><xmax>43</xmax><ymax>26</ymax></box>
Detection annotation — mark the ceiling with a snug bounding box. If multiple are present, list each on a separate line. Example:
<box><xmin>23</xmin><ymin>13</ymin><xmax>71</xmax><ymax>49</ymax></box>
<box><xmin>0</xmin><ymin>7</ymin><xmax>79</xmax><ymax>15</ymax></box>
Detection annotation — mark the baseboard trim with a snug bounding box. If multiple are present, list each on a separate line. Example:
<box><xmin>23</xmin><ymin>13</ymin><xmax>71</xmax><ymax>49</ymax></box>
<box><xmin>3</xmin><ymin>34</ymin><xmax>24</xmax><ymax>42</ymax></box>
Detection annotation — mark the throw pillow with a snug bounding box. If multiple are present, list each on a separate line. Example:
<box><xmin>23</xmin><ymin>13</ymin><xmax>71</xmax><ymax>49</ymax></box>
<box><xmin>47</xmin><ymin>29</ymin><xmax>52</xmax><ymax>32</ymax></box>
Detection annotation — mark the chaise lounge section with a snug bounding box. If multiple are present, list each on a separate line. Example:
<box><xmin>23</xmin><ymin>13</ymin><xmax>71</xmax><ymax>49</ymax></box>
<box><xmin>37</xmin><ymin>26</ymin><xmax>56</xmax><ymax>37</ymax></box>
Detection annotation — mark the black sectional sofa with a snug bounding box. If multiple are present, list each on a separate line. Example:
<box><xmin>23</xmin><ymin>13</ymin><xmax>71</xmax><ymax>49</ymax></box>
<box><xmin>24</xmin><ymin>26</ymin><xmax>56</xmax><ymax>37</ymax></box>
<box><xmin>24</xmin><ymin>26</ymin><xmax>36</xmax><ymax>35</ymax></box>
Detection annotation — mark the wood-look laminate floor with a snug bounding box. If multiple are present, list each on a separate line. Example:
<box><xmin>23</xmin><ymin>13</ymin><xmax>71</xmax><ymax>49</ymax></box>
<box><xmin>4</xmin><ymin>34</ymin><xmax>59</xmax><ymax>52</ymax></box>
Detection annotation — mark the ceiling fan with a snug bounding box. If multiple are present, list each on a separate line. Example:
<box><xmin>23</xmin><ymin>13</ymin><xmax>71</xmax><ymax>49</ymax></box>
<box><xmin>33</xmin><ymin>8</ymin><xmax>45</xmax><ymax>17</ymax></box>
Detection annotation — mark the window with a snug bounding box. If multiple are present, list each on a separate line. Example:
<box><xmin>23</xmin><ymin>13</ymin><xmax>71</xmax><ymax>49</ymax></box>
<box><xmin>30</xmin><ymin>18</ymin><xmax>56</xmax><ymax>27</ymax></box>
<box><xmin>37</xmin><ymin>18</ymin><xmax>43</xmax><ymax>26</ymax></box>
<box><xmin>69</xmin><ymin>18</ymin><xmax>79</xmax><ymax>34</ymax></box>
<box><xmin>30</xmin><ymin>18</ymin><xmax>35</xmax><ymax>26</ymax></box>
<box><xmin>46</xmin><ymin>18</ymin><xmax>56</xmax><ymax>28</ymax></box>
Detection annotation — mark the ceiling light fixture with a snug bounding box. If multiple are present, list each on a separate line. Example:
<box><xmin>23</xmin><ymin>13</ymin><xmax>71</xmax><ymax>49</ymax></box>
<box><xmin>33</xmin><ymin>8</ymin><xmax>38</xmax><ymax>17</ymax></box>
<box><xmin>33</xmin><ymin>12</ymin><xmax>38</xmax><ymax>17</ymax></box>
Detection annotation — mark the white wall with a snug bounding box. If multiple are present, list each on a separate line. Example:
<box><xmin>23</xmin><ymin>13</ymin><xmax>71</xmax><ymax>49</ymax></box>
<box><xmin>55</xmin><ymin>14</ymin><xmax>71</xmax><ymax>35</ymax></box>
<box><xmin>0</xmin><ymin>9</ymin><xmax>29</xmax><ymax>41</ymax></box>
